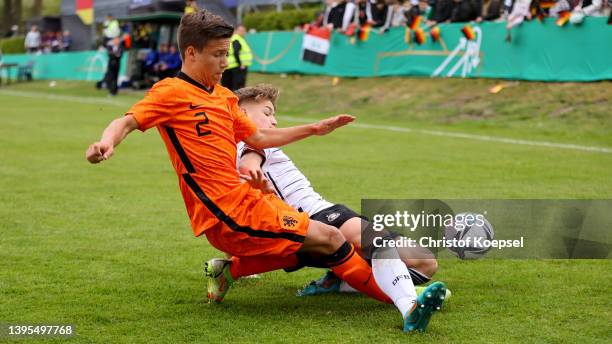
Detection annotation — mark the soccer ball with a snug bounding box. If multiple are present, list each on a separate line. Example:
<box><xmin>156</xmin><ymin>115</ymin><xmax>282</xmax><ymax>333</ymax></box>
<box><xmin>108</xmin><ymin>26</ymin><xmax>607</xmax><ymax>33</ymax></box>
<box><xmin>444</xmin><ymin>213</ymin><xmax>494</xmax><ymax>260</ymax></box>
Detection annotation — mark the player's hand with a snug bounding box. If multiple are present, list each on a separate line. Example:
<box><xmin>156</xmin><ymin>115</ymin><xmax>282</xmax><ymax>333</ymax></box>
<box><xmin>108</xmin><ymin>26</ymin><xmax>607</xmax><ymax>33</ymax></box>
<box><xmin>240</xmin><ymin>169</ymin><xmax>275</xmax><ymax>194</ymax></box>
<box><xmin>312</xmin><ymin>114</ymin><xmax>355</xmax><ymax>136</ymax></box>
<box><xmin>86</xmin><ymin>141</ymin><xmax>114</xmax><ymax>164</ymax></box>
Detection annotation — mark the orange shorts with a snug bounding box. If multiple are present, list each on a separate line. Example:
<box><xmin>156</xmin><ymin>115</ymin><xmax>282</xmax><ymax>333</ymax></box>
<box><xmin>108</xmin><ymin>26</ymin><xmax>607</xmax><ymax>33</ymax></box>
<box><xmin>205</xmin><ymin>191</ymin><xmax>310</xmax><ymax>258</ymax></box>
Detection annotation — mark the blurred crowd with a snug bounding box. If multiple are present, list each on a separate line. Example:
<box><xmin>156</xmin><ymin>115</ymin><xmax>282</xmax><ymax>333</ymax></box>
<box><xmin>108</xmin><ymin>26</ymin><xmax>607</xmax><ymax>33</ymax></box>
<box><xmin>139</xmin><ymin>43</ymin><xmax>182</xmax><ymax>81</ymax></box>
<box><xmin>20</xmin><ymin>25</ymin><xmax>72</xmax><ymax>54</ymax></box>
<box><xmin>95</xmin><ymin>14</ymin><xmax>182</xmax><ymax>95</ymax></box>
<box><xmin>312</xmin><ymin>0</ymin><xmax>612</xmax><ymax>33</ymax></box>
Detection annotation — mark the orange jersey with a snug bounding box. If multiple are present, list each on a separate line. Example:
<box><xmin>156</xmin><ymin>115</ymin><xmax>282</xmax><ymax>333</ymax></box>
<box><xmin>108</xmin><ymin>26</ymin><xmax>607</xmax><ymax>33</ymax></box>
<box><xmin>126</xmin><ymin>72</ymin><xmax>258</xmax><ymax>236</ymax></box>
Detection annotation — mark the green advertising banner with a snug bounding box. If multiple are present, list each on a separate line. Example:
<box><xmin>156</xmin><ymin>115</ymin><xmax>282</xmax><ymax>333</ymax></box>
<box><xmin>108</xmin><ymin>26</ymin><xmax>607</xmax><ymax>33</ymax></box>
<box><xmin>1</xmin><ymin>50</ymin><xmax>127</xmax><ymax>81</ymax></box>
<box><xmin>249</xmin><ymin>17</ymin><xmax>612</xmax><ymax>81</ymax></box>
<box><xmin>1</xmin><ymin>17</ymin><xmax>609</xmax><ymax>82</ymax></box>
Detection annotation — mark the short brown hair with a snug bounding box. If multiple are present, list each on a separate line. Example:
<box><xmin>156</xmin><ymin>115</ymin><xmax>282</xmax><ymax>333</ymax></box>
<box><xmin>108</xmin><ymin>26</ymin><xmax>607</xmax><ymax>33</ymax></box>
<box><xmin>235</xmin><ymin>84</ymin><xmax>280</xmax><ymax>109</ymax></box>
<box><xmin>178</xmin><ymin>10</ymin><xmax>233</xmax><ymax>59</ymax></box>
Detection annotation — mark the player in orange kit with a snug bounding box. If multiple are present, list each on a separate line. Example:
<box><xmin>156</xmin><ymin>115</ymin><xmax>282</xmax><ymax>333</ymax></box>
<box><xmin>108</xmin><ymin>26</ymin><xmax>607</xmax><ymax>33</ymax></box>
<box><xmin>85</xmin><ymin>10</ymin><xmax>445</xmax><ymax>332</ymax></box>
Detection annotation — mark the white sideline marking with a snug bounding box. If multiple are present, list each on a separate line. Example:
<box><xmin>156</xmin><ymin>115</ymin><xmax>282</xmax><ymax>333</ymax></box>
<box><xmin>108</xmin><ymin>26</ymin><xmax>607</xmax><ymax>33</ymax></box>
<box><xmin>0</xmin><ymin>89</ymin><xmax>133</xmax><ymax>107</ymax></box>
<box><xmin>279</xmin><ymin>116</ymin><xmax>612</xmax><ymax>154</ymax></box>
<box><xmin>2</xmin><ymin>89</ymin><xmax>610</xmax><ymax>154</ymax></box>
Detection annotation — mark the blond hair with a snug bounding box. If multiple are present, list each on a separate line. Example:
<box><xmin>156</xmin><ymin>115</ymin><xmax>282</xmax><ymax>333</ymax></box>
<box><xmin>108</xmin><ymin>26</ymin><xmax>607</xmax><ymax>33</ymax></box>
<box><xmin>234</xmin><ymin>84</ymin><xmax>279</xmax><ymax>109</ymax></box>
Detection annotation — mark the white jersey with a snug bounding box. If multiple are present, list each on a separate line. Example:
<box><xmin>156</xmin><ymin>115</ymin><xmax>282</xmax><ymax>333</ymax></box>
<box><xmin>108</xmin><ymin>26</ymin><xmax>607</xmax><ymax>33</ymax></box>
<box><xmin>237</xmin><ymin>143</ymin><xmax>333</xmax><ymax>215</ymax></box>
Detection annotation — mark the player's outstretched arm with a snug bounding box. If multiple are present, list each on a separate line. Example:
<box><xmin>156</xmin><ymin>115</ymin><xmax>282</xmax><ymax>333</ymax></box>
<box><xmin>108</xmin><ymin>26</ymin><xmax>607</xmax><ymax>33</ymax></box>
<box><xmin>238</xmin><ymin>151</ymin><xmax>264</xmax><ymax>177</ymax></box>
<box><xmin>238</xmin><ymin>152</ymin><xmax>274</xmax><ymax>194</ymax></box>
<box><xmin>86</xmin><ymin>115</ymin><xmax>139</xmax><ymax>164</ymax></box>
<box><xmin>244</xmin><ymin>114</ymin><xmax>355</xmax><ymax>149</ymax></box>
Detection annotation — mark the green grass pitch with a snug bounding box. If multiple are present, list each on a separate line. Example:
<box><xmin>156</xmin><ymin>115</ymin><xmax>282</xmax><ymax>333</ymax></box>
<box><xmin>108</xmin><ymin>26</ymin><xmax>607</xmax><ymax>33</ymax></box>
<box><xmin>1</xmin><ymin>75</ymin><xmax>610</xmax><ymax>343</ymax></box>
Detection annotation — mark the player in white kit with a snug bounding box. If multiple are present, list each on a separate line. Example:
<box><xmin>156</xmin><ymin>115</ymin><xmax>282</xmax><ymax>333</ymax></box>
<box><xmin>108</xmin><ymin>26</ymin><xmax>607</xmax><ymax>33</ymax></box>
<box><xmin>234</xmin><ymin>85</ymin><xmax>442</xmax><ymax>297</ymax></box>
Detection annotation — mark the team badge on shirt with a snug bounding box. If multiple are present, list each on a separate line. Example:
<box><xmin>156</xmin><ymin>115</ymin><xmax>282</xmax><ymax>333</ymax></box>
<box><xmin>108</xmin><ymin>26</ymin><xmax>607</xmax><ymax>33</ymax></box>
<box><xmin>281</xmin><ymin>213</ymin><xmax>299</xmax><ymax>230</ymax></box>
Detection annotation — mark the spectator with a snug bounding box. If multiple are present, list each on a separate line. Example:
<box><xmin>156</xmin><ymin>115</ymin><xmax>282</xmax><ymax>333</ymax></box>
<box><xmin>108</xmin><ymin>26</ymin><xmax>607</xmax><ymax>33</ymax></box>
<box><xmin>484</xmin><ymin>0</ymin><xmax>504</xmax><ymax>20</ymax></box>
<box><xmin>390</xmin><ymin>0</ymin><xmax>409</xmax><ymax>27</ymax></box>
<box><xmin>133</xmin><ymin>24</ymin><xmax>153</xmax><ymax>48</ymax></box>
<box><xmin>24</xmin><ymin>25</ymin><xmax>41</xmax><ymax>54</ymax></box>
<box><xmin>419</xmin><ymin>0</ymin><xmax>433</xmax><ymax>18</ymax></box>
<box><xmin>129</xmin><ymin>42</ymin><xmax>158</xmax><ymax>88</ymax></box>
<box><xmin>105</xmin><ymin>37</ymin><xmax>123</xmax><ymax>96</ymax></box>
<box><xmin>61</xmin><ymin>30</ymin><xmax>72</xmax><ymax>51</ymax></box>
<box><xmin>221</xmin><ymin>25</ymin><xmax>253</xmax><ymax>90</ymax></box>
<box><xmin>323</xmin><ymin>0</ymin><xmax>337</xmax><ymax>26</ymax></box>
<box><xmin>40</xmin><ymin>31</ymin><xmax>50</xmax><ymax>53</ymax></box>
<box><xmin>155</xmin><ymin>43</ymin><xmax>169</xmax><ymax>74</ymax></box>
<box><xmin>4</xmin><ymin>25</ymin><xmax>18</xmax><ymax>38</ymax></box>
<box><xmin>549</xmin><ymin>0</ymin><xmax>580</xmax><ymax>17</ymax></box>
<box><xmin>426</xmin><ymin>0</ymin><xmax>437</xmax><ymax>23</ymax></box>
<box><xmin>430</xmin><ymin>0</ymin><xmax>456</xmax><ymax>23</ymax></box>
<box><xmin>157</xmin><ymin>45</ymin><xmax>181</xmax><ymax>79</ymax></box>
<box><xmin>143</xmin><ymin>44</ymin><xmax>159</xmax><ymax>78</ymax></box>
<box><xmin>507</xmin><ymin>0</ymin><xmax>532</xmax><ymax>25</ymax></box>
<box><xmin>529</xmin><ymin>0</ymin><xmax>548</xmax><ymax>19</ymax></box>
<box><xmin>166</xmin><ymin>45</ymin><xmax>181</xmax><ymax>70</ymax></box>
<box><xmin>305</xmin><ymin>10</ymin><xmax>326</xmax><ymax>30</ymax></box>
<box><xmin>371</xmin><ymin>0</ymin><xmax>393</xmax><ymax>31</ymax></box>
<box><xmin>326</xmin><ymin>0</ymin><xmax>358</xmax><ymax>31</ymax></box>
<box><xmin>574</xmin><ymin>0</ymin><xmax>606</xmax><ymax>16</ymax></box>
<box><xmin>103</xmin><ymin>14</ymin><xmax>121</xmax><ymax>46</ymax></box>
<box><xmin>120</xmin><ymin>24</ymin><xmax>132</xmax><ymax>49</ymax></box>
<box><xmin>503</xmin><ymin>0</ymin><xmax>512</xmax><ymax>17</ymax></box>
<box><xmin>51</xmin><ymin>32</ymin><xmax>62</xmax><ymax>53</ymax></box>
<box><xmin>474</xmin><ymin>0</ymin><xmax>484</xmax><ymax>22</ymax></box>
<box><xmin>354</xmin><ymin>0</ymin><xmax>374</xmax><ymax>26</ymax></box>
<box><xmin>506</xmin><ymin>0</ymin><xmax>532</xmax><ymax>41</ymax></box>
<box><xmin>450</xmin><ymin>0</ymin><xmax>483</xmax><ymax>22</ymax></box>
<box><xmin>404</xmin><ymin>0</ymin><xmax>422</xmax><ymax>27</ymax></box>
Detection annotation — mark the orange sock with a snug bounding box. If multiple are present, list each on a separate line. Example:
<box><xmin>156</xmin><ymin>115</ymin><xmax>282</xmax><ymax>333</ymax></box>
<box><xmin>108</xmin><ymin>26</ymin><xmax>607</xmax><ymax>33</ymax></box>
<box><xmin>330</xmin><ymin>244</ymin><xmax>392</xmax><ymax>304</ymax></box>
<box><xmin>230</xmin><ymin>255</ymin><xmax>298</xmax><ymax>280</ymax></box>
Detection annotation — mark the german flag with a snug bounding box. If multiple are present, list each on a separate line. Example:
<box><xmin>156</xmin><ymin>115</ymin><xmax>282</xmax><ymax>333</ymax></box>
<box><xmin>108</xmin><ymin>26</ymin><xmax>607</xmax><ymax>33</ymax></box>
<box><xmin>430</xmin><ymin>26</ymin><xmax>441</xmax><ymax>42</ymax></box>
<box><xmin>461</xmin><ymin>25</ymin><xmax>475</xmax><ymax>41</ymax></box>
<box><xmin>76</xmin><ymin>0</ymin><xmax>94</xmax><ymax>25</ymax></box>
<box><xmin>556</xmin><ymin>11</ymin><xmax>570</xmax><ymax>26</ymax></box>
<box><xmin>358</xmin><ymin>23</ymin><xmax>371</xmax><ymax>42</ymax></box>
<box><xmin>414</xmin><ymin>28</ymin><xmax>426</xmax><ymax>45</ymax></box>
<box><xmin>409</xmin><ymin>15</ymin><xmax>422</xmax><ymax>30</ymax></box>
